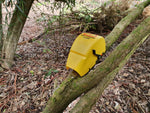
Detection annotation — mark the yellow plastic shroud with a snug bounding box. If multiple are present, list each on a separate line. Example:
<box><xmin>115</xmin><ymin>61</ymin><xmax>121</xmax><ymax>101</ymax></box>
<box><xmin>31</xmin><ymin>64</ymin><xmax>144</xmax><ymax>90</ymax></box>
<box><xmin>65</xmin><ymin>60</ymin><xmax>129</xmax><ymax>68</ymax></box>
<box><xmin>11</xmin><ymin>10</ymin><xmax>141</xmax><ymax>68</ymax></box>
<box><xmin>66</xmin><ymin>33</ymin><xmax>106</xmax><ymax>76</ymax></box>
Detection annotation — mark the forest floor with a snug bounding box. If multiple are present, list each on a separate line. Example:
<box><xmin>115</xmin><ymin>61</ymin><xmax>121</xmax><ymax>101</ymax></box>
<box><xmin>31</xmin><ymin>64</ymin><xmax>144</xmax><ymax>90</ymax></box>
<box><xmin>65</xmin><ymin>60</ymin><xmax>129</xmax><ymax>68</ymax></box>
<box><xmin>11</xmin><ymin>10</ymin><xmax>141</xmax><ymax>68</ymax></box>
<box><xmin>0</xmin><ymin>1</ymin><xmax>150</xmax><ymax>113</ymax></box>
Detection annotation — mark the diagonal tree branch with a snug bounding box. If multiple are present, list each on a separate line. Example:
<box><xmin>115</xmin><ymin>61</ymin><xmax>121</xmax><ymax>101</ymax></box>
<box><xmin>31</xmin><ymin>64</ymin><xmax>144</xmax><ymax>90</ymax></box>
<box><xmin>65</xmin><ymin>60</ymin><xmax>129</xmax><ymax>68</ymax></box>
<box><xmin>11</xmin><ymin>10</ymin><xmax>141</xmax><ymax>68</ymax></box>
<box><xmin>70</xmin><ymin>17</ymin><xmax>150</xmax><ymax>113</ymax></box>
<box><xmin>105</xmin><ymin>0</ymin><xmax>150</xmax><ymax>49</ymax></box>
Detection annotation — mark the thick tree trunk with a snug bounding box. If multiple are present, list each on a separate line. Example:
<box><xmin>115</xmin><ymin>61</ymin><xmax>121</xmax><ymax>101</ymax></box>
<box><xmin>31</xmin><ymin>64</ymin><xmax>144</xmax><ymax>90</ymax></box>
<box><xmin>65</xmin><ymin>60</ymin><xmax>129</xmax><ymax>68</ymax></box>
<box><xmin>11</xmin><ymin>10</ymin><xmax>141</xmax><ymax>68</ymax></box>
<box><xmin>70</xmin><ymin>23</ymin><xmax>150</xmax><ymax>113</ymax></box>
<box><xmin>0</xmin><ymin>1</ymin><xmax>3</xmax><ymax>51</ymax></box>
<box><xmin>43</xmin><ymin>1</ymin><xmax>150</xmax><ymax>113</ymax></box>
<box><xmin>1</xmin><ymin>0</ymin><xmax>34</xmax><ymax>69</ymax></box>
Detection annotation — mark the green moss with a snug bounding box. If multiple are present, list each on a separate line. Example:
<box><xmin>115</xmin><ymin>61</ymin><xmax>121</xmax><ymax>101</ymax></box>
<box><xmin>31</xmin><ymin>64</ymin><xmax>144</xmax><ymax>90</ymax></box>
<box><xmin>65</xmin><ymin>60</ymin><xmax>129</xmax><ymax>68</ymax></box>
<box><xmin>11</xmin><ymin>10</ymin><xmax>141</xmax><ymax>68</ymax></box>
<box><xmin>106</xmin><ymin>67</ymin><xmax>111</xmax><ymax>72</ymax></box>
<box><xmin>52</xmin><ymin>97</ymin><xmax>56</xmax><ymax>103</ymax></box>
<box><xmin>122</xmin><ymin>43</ymin><xmax>130</xmax><ymax>49</ymax></box>
<box><xmin>72</xmin><ymin>82</ymin><xmax>77</xmax><ymax>89</ymax></box>
<box><xmin>99</xmin><ymin>67</ymin><xmax>105</xmax><ymax>72</ymax></box>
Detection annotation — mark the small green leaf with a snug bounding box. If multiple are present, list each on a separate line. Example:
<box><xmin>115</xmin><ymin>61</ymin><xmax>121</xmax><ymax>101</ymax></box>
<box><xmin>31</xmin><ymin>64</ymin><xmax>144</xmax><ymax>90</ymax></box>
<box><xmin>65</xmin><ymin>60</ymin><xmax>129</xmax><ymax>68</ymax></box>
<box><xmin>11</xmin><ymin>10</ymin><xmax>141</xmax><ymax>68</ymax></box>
<box><xmin>53</xmin><ymin>70</ymin><xmax>59</xmax><ymax>73</ymax></box>
<box><xmin>45</xmin><ymin>70</ymin><xmax>52</xmax><ymax>79</ymax></box>
<box><xmin>32</xmin><ymin>38</ymin><xmax>36</xmax><ymax>42</ymax></box>
<box><xmin>104</xmin><ymin>2</ymin><xmax>107</xmax><ymax>7</ymax></box>
<box><xmin>30</xmin><ymin>70</ymin><xmax>34</xmax><ymax>75</ymax></box>
<box><xmin>44</xmin><ymin>69</ymin><xmax>59</xmax><ymax>79</ymax></box>
<box><xmin>43</xmin><ymin>49</ymin><xmax>47</xmax><ymax>53</ymax></box>
<box><xmin>47</xmin><ymin>70</ymin><xmax>52</xmax><ymax>76</ymax></box>
<box><xmin>37</xmin><ymin>3</ymin><xmax>42</xmax><ymax>6</ymax></box>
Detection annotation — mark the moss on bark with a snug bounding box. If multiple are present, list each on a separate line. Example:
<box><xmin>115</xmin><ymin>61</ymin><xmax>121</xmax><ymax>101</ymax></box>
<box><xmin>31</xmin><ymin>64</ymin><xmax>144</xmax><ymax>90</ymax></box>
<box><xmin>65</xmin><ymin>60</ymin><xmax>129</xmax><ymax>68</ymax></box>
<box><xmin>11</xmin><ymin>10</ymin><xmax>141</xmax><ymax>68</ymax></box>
<box><xmin>70</xmin><ymin>29</ymin><xmax>150</xmax><ymax>113</ymax></box>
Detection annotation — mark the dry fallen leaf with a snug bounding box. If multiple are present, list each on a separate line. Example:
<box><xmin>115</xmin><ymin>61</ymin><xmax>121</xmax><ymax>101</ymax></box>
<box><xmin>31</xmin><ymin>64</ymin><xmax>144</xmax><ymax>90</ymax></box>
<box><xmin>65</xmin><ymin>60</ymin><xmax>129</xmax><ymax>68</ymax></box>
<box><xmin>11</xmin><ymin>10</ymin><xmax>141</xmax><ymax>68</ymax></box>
<box><xmin>114</xmin><ymin>101</ymin><xmax>121</xmax><ymax>110</ymax></box>
<box><xmin>27</xmin><ymin>81</ymin><xmax>37</xmax><ymax>89</ymax></box>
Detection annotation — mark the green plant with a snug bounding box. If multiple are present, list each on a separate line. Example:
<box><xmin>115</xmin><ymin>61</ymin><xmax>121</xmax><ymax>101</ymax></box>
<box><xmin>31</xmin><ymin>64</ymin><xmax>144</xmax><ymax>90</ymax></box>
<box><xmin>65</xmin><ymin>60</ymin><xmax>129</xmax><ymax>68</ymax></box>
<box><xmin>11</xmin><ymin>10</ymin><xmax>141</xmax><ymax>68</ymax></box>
<box><xmin>44</xmin><ymin>69</ymin><xmax>59</xmax><ymax>79</ymax></box>
<box><xmin>43</xmin><ymin>48</ymin><xmax>52</xmax><ymax>53</ymax></box>
<box><xmin>30</xmin><ymin>70</ymin><xmax>34</xmax><ymax>76</ymax></box>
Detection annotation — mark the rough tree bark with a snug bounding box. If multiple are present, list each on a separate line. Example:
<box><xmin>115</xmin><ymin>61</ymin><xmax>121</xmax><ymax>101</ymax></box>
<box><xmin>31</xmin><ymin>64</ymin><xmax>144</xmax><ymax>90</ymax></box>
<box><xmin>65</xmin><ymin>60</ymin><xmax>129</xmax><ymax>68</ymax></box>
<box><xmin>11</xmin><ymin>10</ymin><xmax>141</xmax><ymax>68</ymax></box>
<box><xmin>1</xmin><ymin>0</ymin><xmax>34</xmax><ymax>69</ymax></box>
<box><xmin>43</xmin><ymin>1</ymin><xmax>150</xmax><ymax>113</ymax></box>
<box><xmin>0</xmin><ymin>1</ymin><xmax>3</xmax><ymax>51</ymax></box>
<box><xmin>70</xmin><ymin>18</ymin><xmax>150</xmax><ymax>113</ymax></box>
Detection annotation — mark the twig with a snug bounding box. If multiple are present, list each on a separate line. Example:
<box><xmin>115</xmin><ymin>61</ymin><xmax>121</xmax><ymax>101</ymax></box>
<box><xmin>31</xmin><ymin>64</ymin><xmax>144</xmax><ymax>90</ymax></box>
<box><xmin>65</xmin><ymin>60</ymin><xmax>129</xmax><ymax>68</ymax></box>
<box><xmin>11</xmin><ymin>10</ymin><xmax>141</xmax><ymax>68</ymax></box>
<box><xmin>45</xmin><ymin>74</ymin><xmax>58</xmax><ymax>85</ymax></box>
<box><xmin>125</xmin><ymin>90</ymin><xmax>146</xmax><ymax>113</ymax></box>
<box><xmin>130</xmin><ymin>103</ymin><xmax>138</xmax><ymax>113</ymax></box>
<box><xmin>14</xmin><ymin>75</ymin><xmax>17</xmax><ymax>96</ymax></box>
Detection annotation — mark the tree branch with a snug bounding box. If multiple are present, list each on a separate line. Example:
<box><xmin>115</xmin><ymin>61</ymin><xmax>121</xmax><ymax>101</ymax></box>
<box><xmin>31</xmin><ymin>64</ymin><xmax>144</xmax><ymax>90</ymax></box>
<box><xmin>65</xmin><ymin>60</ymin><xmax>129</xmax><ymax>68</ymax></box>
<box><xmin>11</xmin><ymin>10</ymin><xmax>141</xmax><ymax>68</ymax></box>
<box><xmin>105</xmin><ymin>0</ymin><xmax>150</xmax><ymax>49</ymax></box>
<box><xmin>70</xmin><ymin>17</ymin><xmax>150</xmax><ymax>113</ymax></box>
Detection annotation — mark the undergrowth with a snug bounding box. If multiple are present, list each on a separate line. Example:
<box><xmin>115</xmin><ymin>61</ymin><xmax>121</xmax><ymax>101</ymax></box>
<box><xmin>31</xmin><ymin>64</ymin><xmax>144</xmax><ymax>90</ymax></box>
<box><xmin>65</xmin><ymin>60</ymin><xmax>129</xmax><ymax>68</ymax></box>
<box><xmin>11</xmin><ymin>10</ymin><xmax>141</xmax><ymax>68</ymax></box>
<box><xmin>41</xmin><ymin>0</ymin><xmax>132</xmax><ymax>33</ymax></box>
<box><xmin>35</xmin><ymin>0</ymin><xmax>133</xmax><ymax>60</ymax></box>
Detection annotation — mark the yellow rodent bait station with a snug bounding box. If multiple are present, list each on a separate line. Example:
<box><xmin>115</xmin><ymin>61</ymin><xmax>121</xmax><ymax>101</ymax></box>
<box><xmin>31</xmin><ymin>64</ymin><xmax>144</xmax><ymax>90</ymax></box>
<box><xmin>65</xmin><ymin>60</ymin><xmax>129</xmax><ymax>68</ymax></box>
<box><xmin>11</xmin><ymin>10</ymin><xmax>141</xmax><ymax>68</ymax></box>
<box><xmin>66</xmin><ymin>33</ymin><xmax>106</xmax><ymax>76</ymax></box>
